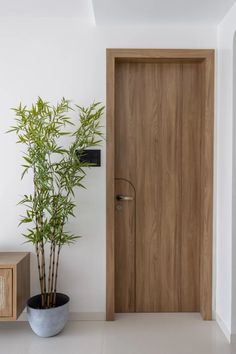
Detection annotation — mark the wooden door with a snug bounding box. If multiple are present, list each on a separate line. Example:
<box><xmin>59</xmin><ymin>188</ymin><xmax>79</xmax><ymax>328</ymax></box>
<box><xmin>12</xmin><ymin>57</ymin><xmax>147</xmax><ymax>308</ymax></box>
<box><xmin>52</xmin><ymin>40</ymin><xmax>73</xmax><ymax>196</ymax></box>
<box><xmin>115</xmin><ymin>60</ymin><xmax>203</xmax><ymax>313</ymax></box>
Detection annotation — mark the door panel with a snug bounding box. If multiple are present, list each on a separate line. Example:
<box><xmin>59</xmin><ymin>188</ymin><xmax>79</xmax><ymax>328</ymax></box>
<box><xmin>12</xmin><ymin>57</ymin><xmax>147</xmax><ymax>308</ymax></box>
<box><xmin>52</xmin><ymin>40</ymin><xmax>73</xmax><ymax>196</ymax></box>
<box><xmin>136</xmin><ymin>63</ymin><xmax>181</xmax><ymax>312</ymax></box>
<box><xmin>115</xmin><ymin>61</ymin><xmax>202</xmax><ymax>313</ymax></box>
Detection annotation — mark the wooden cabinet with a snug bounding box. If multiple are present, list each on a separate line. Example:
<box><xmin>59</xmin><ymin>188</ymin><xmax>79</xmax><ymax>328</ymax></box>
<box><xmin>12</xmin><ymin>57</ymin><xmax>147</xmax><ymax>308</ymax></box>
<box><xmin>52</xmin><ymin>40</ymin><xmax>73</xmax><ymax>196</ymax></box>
<box><xmin>0</xmin><ymin>252</ymin><xmax>30</xmax><ymax>321</ymax></box>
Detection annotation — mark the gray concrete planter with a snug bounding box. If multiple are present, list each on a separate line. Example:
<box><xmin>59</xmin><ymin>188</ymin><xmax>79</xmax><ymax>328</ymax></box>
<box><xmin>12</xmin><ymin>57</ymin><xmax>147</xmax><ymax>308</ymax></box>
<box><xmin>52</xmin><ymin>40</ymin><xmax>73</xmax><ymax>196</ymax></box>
<box><xmin>27</xmin><ymin>293</ymin><xmax>70</xmax><ymax>337</ymax></box>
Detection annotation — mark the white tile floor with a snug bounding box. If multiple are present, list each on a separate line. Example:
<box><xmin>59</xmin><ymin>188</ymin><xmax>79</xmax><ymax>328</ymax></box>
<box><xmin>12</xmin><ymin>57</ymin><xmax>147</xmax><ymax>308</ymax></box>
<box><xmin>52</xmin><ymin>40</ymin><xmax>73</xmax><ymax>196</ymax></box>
<box><xmin>0</xmin><ymin>314</ymin><xmax>235</xmax><ymax>354</ymax></box>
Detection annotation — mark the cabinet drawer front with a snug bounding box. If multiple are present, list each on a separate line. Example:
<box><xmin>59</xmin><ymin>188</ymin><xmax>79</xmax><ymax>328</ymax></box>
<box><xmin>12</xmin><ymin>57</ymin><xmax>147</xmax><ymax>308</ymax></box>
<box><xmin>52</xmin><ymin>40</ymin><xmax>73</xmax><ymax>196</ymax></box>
<box><xmin>0</xmin><ymin>269</ymin><xmax>12</xmax><ymax>317</ymax></box>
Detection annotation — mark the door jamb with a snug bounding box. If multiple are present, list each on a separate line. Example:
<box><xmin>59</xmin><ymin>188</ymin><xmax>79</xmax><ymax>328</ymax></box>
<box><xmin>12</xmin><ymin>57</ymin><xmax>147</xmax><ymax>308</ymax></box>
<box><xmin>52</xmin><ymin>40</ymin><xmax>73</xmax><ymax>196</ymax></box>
<box><xmin>106</xmin><ymin>48</ymin><xmax>215</xmax><ymax>321</ymax></box>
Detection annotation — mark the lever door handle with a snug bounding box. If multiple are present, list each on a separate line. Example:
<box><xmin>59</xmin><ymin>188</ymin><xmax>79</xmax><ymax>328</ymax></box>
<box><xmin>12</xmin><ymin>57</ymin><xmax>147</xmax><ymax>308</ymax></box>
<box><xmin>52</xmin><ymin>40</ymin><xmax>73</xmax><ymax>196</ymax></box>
<box><xmin>116</xmin><ymin>195</ymin><xmax>134</xmax><ymax>201</ymax></box>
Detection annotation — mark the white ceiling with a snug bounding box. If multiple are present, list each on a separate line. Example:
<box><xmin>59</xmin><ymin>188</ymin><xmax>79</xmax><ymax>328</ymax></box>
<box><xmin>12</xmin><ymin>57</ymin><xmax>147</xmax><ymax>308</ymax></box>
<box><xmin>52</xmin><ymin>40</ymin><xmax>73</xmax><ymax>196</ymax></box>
<box><xmin>0</xmin><ymin>0</ymin><xmax>234</xmax><ymax>25</ymax></box>
<box><xmin>92</xmin><ymin>0</ymin><xmax>236</xmax><ymax>25</ymax></box>
<box><xmin>0</xmin><ymin>0</ymin><xmax>94</xmax><ymax>19</ymax></box>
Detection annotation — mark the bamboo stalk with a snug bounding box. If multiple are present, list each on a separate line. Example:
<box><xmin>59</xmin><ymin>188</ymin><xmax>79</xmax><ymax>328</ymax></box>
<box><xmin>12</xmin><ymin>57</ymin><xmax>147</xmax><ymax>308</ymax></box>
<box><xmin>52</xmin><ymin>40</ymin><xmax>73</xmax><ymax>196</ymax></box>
<box><xmin>53</xmin><ymin>244</ymin><xmax>61</xmax><ymax>307</ymax></box>
<box><xmin>49</xmin><ymin>195</ymin><xmax>58</xmax><ymax>307</ymax></box>
<box><xmin>35</xmin><ymin>242</ymin><xmax>44</xmax><ymax>308</ymax></box>
<box><xmin>49</xmin><ymin>242</ymin><xmax>56</xmax><ymax>307</ymax></box>
<box><xmin>35</xmin><ymin>209</ymin><xmax>44</xmax><ymax>307</ymax></box>
<box><xmin>38</xmin><ymin>243</ymin><xmax>44</xmax><ymax>308</ymax></box>
<box><xmin>40</xmin><ymin>240</ymin><xmax>47</xmax><ymax>308</ymax></box>
<box><xmin>34</xmin><ymin>174</ymin><xmax>46</xmax><ymax>308</ymax></box>
<box><xmin>47</xmin><ymin>242</ymin><xmax>53</xmax><ymax>308</ymax></box>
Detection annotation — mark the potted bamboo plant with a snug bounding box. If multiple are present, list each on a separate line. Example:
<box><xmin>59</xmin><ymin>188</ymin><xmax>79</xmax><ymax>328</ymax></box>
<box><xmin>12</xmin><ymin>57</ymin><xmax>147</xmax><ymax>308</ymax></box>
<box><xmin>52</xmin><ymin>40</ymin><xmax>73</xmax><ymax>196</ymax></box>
<box><xmin>8</xmin><ymin>97</ymin><xmax>104</xmax><ymax>337</ymax></box>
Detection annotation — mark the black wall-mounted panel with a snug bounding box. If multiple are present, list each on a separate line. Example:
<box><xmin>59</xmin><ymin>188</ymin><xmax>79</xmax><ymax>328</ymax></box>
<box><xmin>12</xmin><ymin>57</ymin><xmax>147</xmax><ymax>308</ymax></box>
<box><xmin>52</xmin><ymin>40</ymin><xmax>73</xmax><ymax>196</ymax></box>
<box><xmin>76</xmin><ymin>149</ymin><xmax>101</xmax><ymax>167</ymax></box>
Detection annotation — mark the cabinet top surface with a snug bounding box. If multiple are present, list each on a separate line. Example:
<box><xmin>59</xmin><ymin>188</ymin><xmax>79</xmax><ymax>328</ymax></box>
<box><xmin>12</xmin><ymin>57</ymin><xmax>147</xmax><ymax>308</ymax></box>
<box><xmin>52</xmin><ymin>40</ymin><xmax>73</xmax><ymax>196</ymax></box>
<box><xmin>0</xmin><ymin>252</ymin><xmax>30</xmax><ymax>265</ymax></box>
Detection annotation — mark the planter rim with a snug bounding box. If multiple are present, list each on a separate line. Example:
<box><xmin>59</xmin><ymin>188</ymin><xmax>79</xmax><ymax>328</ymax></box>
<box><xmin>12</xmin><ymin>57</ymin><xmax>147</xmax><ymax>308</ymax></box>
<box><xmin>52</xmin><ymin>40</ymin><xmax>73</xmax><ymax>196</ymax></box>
<box><xmin>27</xmin><ymin>292</ymin><xmax>70</xmax><ymax>311</ymax></box>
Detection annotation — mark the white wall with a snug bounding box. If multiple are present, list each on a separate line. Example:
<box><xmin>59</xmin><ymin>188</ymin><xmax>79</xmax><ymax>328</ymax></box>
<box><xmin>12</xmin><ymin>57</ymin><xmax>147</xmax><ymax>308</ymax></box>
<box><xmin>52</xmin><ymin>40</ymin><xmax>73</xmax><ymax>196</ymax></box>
<box><xmin>0</xmin><ymin>19</ymin><xmax>106</xmax><ymax>314</ymax></box>
<box><xmin>0</xmin><ymin>18</ymin><xmax>216</xmax><ymax>316</ymax></box>
<box><xmin>217</xmin><ymin>2</ymin><xmax>236</xmax><ymax>339</ymax></box>
<box><xmin>233</xmin><ymin>31</ymin><xmax>236</xmax><ymax>337</ymax></box>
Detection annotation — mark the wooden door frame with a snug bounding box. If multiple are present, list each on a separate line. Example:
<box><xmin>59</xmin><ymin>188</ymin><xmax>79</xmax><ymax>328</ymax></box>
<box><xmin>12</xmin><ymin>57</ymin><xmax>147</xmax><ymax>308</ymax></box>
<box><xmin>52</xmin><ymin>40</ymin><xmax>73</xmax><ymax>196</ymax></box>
<box><xmin>106</xmin><ymin>49</ymin><xmax>214</xmax><ymax>321</ymax></box>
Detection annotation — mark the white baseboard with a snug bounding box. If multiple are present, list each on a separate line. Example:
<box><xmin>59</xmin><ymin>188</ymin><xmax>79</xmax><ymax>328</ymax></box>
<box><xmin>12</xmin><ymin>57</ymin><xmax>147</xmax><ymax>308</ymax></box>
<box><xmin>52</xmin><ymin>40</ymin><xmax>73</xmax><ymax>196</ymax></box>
<box><xmin>215</xmin><ymin>313</ymin><xmax>231</xmax><ymax>342</ymax></box>
<box><xmin>69</xmin><ymin>312</ymin><xmax>105</xmax><ymax>321</ymax></box>
<box><xmin>17</xmin><ymin>311</ymin><xmax>106</xmax><ymax>322</ymax></box>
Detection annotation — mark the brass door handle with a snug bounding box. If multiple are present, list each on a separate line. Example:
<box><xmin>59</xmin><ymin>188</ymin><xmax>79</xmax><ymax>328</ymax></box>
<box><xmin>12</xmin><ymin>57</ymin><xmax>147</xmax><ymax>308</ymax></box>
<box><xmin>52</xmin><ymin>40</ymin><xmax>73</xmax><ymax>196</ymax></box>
<box><xmin>116</xmin><ymin>195</ymin><xmax>134</xmax><ymax>201</ymax></box>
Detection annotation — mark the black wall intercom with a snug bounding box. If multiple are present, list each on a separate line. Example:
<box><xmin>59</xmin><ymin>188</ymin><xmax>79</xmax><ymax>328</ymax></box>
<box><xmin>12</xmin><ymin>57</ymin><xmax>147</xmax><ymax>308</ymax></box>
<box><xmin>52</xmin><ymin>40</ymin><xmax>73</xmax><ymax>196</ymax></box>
<box><xmin>76</xmin><ymin>149</ymin><xmax>101</xmax><ymax>167</ymax></box>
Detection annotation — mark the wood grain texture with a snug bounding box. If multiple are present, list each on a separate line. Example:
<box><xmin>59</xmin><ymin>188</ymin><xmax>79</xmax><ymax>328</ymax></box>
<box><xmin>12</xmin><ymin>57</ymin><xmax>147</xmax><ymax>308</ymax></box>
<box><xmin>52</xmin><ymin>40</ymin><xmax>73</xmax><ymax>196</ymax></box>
<box><xmin>0</xmin><ymin>252</ymin><xmax>29</xmax><ymax>265</ymax></box>
<box><xmin>16</xmin><ymin>254</ymin><xmax>30</xmax><ymax>318</ymax></box>
<box><xmin>106</xmin><ymin>49</ymin><xmax>214</xmax><ymax>321</ymax></box>
<box><xmin>115</xmin><ymin>179</ymin><xmax>136</xmax><ymax>312</ymax></box>
<box><xmin>0</xmin><ymin>269</ymin><xmax>12</xmax><ymax>317</ymax></box>
<box><xmin>106</xmin><ymin>49</ymin><xmax>115</xmax><ymax>320</ymax></box>
<box><xmin>108</xmin><ymin>49</ymin><xmax>213</xmax><ymax>60</ymax></box>
<box><xmin>0</xmin><ymin>252</ymin><xmax>30</xmax><ymax>321</ymax></box>
<box><xmin>200</xmin><ymin>53</ymin><xmax>214</xmax><ymax>320</ymax></box>
<box><xmin>180</xmin><ymin>63</ymin><xmax>202</xmax><ymax>311</ymax></box>
<box><xmin>115</xmin><ymin>61</ymin><xmax>202</xmax><ymax>313</ymax></box>
<box><xmin>133</xmin><ymin>62</ymin><xmax>181</xmax><ymax>312</ymax></box>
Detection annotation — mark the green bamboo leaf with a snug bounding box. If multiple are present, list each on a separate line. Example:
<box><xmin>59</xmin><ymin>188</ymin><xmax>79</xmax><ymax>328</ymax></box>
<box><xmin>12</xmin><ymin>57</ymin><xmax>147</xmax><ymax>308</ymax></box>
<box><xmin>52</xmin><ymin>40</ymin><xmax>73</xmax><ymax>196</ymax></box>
<box><xmin>19</xmin><ymin>217</ymin><xmax>32</xmax><ymax>226</ymax></box>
